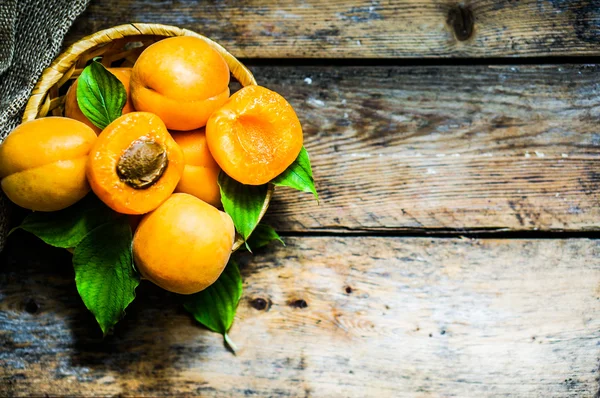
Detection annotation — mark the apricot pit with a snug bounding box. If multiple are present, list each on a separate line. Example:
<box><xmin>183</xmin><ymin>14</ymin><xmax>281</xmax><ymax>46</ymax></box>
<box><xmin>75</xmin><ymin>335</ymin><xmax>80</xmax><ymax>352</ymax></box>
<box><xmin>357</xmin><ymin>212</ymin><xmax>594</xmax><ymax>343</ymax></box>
<box><xmin>116</xmin><ymin>138</ymin><xmax>169</xmax><ymax>189</ymax></box>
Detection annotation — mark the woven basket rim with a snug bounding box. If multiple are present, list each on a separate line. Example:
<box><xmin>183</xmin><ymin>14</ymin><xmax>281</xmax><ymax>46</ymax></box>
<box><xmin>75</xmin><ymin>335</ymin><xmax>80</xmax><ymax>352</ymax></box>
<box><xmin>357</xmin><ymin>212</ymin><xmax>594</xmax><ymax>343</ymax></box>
<box><xmin>22</xmin><ymin>23</ymin><xmax>272</xmax><ymax>251</ymax></box>
<box><xmin>23</xmin><ymin>23</ymin><xmax>258</xmax><ymax>122</ymax></box>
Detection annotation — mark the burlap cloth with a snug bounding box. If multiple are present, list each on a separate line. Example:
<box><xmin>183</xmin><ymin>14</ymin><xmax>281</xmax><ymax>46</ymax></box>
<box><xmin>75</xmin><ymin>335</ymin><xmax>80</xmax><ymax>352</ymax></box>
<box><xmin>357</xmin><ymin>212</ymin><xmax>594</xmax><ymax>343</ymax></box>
<box><xmin>0</xmin><ymin>0</ymin><xmax>90</xmax><ymax>251</ymax></box>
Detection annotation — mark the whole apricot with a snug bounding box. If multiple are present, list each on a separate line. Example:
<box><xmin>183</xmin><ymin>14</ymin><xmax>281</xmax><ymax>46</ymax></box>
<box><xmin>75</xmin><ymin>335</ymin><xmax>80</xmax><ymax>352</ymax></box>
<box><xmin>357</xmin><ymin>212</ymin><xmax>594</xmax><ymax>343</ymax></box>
<box><xmin>65</xmin><ymin>67</ymin><xmax>135</xmax><ymax>134</ymax></box>
<box><xmin>130</xmin><ymin>36</ymin><xmax>230</xmax><ymax>131</ymax></box>
<box><xmin>171</xmin><ymin>128</ymin><xmax>221</xmax><ymax>207</ymax></box>
<box><xmin>133</xmin><ymin>193</ymin><xmax>235</xmax><ymax>295</ymax></box>
<box><xmin>0</xmin><ymin>117</ymin><xmax>96</xmax><ymax>211</ymax></box>
<box><xmin>87</xmin><ymin>112</ymin><xmax>184</xmax><ymax>214</ymax></box>
<box><xmin>206</xmin><ymin>85</ymin><xmax>303</xmax><ymax>185</ymax></box>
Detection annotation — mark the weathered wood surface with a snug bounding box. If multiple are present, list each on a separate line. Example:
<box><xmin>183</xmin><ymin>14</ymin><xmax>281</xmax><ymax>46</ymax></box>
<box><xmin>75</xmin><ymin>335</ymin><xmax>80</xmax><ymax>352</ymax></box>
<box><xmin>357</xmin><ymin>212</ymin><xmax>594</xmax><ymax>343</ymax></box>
<box><xmin>4</xmin><ymin>2</ymin><xmax>599</xmax><ymax>397</ymax></box>
<box><xmin>65</xmin><ymin>0</ymin><xmax>600</xmax><ymax>58</ymax></box>
<box><xmin>1</xmin><ymin>234</ymin><xmax>599</xmax><ymax>396</ymax></box>
<box><xmin>251</xmin><ymin>64</ymin><xmax>600</xmax><ymax>233</ymax></box>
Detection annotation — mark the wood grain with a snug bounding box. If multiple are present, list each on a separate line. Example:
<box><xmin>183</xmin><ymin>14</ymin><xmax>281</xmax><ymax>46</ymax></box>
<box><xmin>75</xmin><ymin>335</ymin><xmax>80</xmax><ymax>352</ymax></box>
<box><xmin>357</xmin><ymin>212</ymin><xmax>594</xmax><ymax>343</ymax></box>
<box><xmin>241</xmin><ymin>64</ymin><xmax>600</xmax><ymax>233</ymax></box>
<box><xmin>1</xmin><ymin>233</ymin><xmax>599</xmax><ymax>396</ymax></box>
<box><xmin>64</xmin><ymin>0</ymin><xmax>600</xmax><ymax>58</ymax></box>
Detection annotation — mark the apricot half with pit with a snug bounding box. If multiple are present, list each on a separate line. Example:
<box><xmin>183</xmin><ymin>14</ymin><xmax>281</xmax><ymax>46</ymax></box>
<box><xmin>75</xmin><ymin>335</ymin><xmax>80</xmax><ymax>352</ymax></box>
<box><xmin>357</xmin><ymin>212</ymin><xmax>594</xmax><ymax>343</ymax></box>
<box><xmin>86</xmin><ymin>112</ymin><xmax>184</xmax><ymax>214</ymax></box>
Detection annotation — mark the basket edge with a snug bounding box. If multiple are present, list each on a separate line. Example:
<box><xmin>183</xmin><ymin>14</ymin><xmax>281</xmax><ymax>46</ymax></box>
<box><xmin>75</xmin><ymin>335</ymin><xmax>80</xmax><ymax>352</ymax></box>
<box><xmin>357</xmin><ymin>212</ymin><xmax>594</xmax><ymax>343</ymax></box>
<box><xmin>22</xmin><ymin>23</ymin><xmax>257</xmax><ymax>122</ymax></box>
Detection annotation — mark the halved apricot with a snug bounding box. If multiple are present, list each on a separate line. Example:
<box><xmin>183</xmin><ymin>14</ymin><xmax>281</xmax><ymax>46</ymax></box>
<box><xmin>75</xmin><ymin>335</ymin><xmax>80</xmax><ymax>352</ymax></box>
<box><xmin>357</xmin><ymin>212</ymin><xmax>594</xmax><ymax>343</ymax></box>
<box><xmin>65</xmin><ymin>67</ymin><xmax>135</xmax><ymax>134</ymax></box>
<box><xmin>171</xmin><ymin>128</ymin><xmax>221</xmax><ymax>207</ymax></box>
<box><xmin>206</xmin><ymin>85</ymin><xmax>303</xmax><ymax>185</ymax></box>
<box><xmin>87</xmin><ymin>112</ymin><xmax>184</xmax><ymax>214</ymax></box>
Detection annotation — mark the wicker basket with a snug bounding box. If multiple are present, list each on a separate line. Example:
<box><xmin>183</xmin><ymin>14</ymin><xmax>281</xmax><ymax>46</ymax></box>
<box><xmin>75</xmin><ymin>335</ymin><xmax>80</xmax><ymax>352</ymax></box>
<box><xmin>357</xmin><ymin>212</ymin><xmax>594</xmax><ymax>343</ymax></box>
<box><xmin>22</xmin><ymin>23</ymin><xmax>273</xmax><ymax>251</ymax></box>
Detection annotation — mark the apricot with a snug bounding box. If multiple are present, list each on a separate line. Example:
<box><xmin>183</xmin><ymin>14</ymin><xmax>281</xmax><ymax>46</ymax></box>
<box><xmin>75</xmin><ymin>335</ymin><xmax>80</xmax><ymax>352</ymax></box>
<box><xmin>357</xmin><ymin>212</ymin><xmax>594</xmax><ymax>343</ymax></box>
<box><xmin>206</xmin><ymin>85</ymin><xmax>303</xmax><ymax>185</ymax></box>
<box><xmin>0</xmin><ymin>117</ymin><xmax>96</xmax><ymax>211</ymax></box>
<box><xmin>171</xmin><ymin>128</ymin><xmax>221</xmax><ymax>207</ymax></box>
<box><xmin>133</xmin><ymin>193</ymin><xmax>235</xmax><ymax>294</ymax></box>
<box><xmin>130</xmin><ymin>36</ymin><xmax>230</xmax><ymax>131</ymax></box>
<box><xmin>65</xmin><ymin>67</ymin><xmax>135</xmax><ymax>134</ymax></box>
<box><xmin>87</xmin><ymin>112</ymin><xmax>184</xmax><ymax>214</ymax></box>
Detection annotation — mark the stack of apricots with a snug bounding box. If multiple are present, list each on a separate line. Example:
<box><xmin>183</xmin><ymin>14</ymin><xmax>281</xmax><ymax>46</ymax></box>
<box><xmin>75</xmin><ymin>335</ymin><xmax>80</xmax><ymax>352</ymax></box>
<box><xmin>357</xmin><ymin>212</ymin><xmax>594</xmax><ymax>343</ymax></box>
<box><xmin>0</xmin><ymin>36</ymin><xmax>305</xmax><ymax>296</ymax></box>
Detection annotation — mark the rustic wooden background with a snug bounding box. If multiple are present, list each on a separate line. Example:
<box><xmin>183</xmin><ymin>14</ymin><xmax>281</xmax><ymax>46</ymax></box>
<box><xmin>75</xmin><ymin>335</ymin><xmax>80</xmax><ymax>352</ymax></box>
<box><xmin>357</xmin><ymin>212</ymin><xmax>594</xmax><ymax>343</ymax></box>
<box><xmin>2</xmin><ymin>0</ymin><xmax>600</xmax><ymax>396</ymax></box>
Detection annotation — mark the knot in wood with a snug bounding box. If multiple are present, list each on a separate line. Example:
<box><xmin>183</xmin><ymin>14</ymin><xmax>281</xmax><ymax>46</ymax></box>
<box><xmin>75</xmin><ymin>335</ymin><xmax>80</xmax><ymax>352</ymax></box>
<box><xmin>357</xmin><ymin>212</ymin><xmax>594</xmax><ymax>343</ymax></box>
<box><xmin>25</xmin><ymin>298</ymin><xmax>39</xmax><ymax>314</ymax></box>
<box><xmin>289</xmin><ymin>299</ymin><xmax>308</xmax><ymax>309</ymax></box>
<box><xmin>447</xmin><ymin>4</ymin><xmax>474</xmax><ymax>41</ymax></box>
<box><xmin>250</xmin><ymin>297</ymin><xmax>271</xmax><ymax>311</ymax></box>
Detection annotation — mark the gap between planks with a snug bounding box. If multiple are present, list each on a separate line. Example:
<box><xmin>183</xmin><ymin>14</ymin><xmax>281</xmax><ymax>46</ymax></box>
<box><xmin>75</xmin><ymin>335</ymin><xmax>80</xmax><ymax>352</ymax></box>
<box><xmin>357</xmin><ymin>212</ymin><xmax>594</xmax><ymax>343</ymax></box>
<box><xmin>240</xmin><ymin>56</ymin><xmax>600</xmax><ymax>67</ymax></box>
<box><xmin>277</xmin><ymin>230</ymin><xmax>600</xmax><ymax>240</ymax></box>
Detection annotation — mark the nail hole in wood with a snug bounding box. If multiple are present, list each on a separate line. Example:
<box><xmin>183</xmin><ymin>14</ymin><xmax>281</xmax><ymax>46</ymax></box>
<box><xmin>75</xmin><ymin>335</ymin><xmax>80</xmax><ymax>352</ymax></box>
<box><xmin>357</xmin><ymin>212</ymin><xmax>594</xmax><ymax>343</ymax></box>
<box><xmin>447</xmin><ymin>4</ymin><xmax>474</xmax><ymax>41</ymax></box>
<box><xmin>25</xmin><ymin>298</ymin><xmax>39</xmax><ymax>314</ymax></box>
<box><xmin>289</xmin><ymin>299</ymin><xmax>308</xmax><ymax>309</ymax></box>
<box><xmin>250</xmin><ymin>297</ymin><xmax>271</xmax><ymax>311</ymax></box>
<box><xmin>345</xmin><ymin>286</ymin><xmax>353</xmax><ymax>294</ymax></box>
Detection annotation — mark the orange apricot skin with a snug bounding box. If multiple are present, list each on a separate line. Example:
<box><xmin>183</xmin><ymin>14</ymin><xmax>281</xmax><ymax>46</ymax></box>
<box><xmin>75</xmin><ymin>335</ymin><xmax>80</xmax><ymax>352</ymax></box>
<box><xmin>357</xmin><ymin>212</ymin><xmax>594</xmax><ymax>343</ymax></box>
<box><xmin>171</xmin><ymin>129</ymin><xmax>221</xmax><ymax>207</ymax></box>
<box><xmin>0</xmin><ymin>117</ymin><xmax>96</xmax><ymax>211</ymax></box>
<box><xmin>86</xmin><ymin>112</ymin><xmax>184</xmax><ymax>215</ymax></box>
<box><xmin>206</xmin><ymin>85</ymin><xmax>303</xmax><ymax>186</ymax></box>
<box><xmin>130</xmin><ymin>36</ymin><xmax>231</xmax><ymax>131</ymax></box>
<box><xmin>65</xmin><ymin>68</ymin><xmax>135</xmax><ymax>134</ymax></box>
<box><xmin>133</xmin><ymin>193</ymin><xmax>235</xmax><ymax>295</ymax></box>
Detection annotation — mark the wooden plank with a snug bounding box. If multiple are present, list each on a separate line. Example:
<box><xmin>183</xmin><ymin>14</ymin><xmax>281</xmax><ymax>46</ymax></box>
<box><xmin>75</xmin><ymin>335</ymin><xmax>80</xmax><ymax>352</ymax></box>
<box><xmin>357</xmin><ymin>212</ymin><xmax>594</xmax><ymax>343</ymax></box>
<box><xmin>1</xmin><ymin>234</ymin><xmax>599</xmax><ymax>396</ymax></box>
<box><xmin>244</xmin><ymin>63</ymin><xmax>600</xmax><ymax>233</ymax></box>
<box><xmin>65</xmin><ymin>0</ymin><xmax>600</xmax><ymax>58</ymax></box>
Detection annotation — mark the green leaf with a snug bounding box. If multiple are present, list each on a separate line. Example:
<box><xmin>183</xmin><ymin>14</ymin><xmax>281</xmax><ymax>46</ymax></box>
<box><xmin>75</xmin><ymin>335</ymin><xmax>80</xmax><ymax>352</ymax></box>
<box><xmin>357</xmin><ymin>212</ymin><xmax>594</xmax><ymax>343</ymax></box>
<box><xmin>272</xmin><ymin>147</ymin><xmax>318</xmax><ymax>200</ymax></box>
<box><xmin>242</xmin><ymin>224</ymin><xmax>284</xmax><ymax>251</ymax></box>
<box><xmin>11</xmin><ymin>194</ymin><xmax>116</xmax><ymax>249</ymax></box>
<box><xmin>77</xmin><ymin>60</ymin><xmax>127</xmax><ymax>130</ymax></box>
<box><xmin>183</xmin><ymin>260</ymin><xmax>243</xmax><ymax>351</ymax></box>
<box><xmin>73</xmin><ymin>218</ymin><xmax>139</xmax><ymax>336</ymax></box>
<box><xmin>218</xmin><ymin>172</ymin><xmax>268</xmax><ymax>246</ymax></box>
